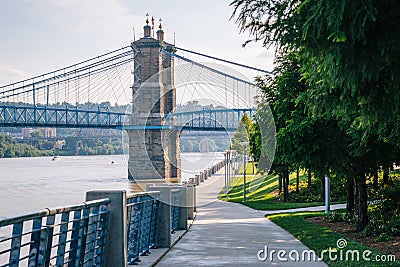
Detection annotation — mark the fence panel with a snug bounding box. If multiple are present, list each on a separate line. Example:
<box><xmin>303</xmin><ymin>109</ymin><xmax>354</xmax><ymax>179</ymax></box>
<box><xmin>0</xmin><ymin>199</ymin><xmax>109</xmax><ymax>267</ymax></box>
<box><xmin>126</xmin><ymin>192</ymin><xmax>160</xmax><ymax>265</ymax></box>
<box><xmin>171</xmin><ymin>190</ymin><xmax>180</xmax><ymax>233</ymax></box>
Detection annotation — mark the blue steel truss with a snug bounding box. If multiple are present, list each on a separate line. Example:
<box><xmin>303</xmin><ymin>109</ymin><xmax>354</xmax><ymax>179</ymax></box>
<box><xmin>170</xmin><ymin>108</ymin><xmax>255</xmax><ymax>132</ymax></box>
<box><xmin>0</xmin><ymin>105</ymin><xmax>254</xmax><ymax>131</ymax></box>
<box><xmin>122</xmin><ymin>108</ymin><xmax>255</xmax><ymax>132</ymax></box>
<box><xmin>0</xmin><ymin>105</ymin><xmax>128</xmax><ymax>129</ymax></box>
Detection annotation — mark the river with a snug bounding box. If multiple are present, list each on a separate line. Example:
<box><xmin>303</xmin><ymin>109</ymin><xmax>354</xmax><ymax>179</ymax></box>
<box><xmin>0</xmin><ymin>152</ymin><xmax>223</xmax><ymax>217</ymax></box>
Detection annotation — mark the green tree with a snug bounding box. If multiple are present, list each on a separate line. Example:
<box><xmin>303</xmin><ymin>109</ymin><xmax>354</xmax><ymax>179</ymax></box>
<box><xmin>231</xmin><ymin>0</ymin><xmax>400</xmax><ymax>230</ymax></box>
<box><xmin>230</xmin><ymin>114</ymin><xmax>253</xmax><ymax>154</ymax></box>
<box><xmin>30</xmin><ymin>131</ymin><xmax>42</xmax><ymax>138</ymax></box>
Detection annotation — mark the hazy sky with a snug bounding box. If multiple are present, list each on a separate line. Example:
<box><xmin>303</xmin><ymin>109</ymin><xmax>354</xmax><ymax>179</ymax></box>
<box><xmin>0</xmin><ymin>0</ymin><xmax>275</xmax><ymax>85</ymax></box>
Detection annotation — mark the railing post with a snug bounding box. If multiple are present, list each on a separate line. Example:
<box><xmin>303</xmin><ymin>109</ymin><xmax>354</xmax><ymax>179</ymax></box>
<box><xmin>146</xmin><ymin>186</ymin><xmax>172</xmax><ymax>248</ymax></box>
<box><xmin>193</xmin><ymin>184</ymin><xmax>197</xmax><ymax>212</ymax></box>
<box><xmin>186</xmin><ymin>184</ymin><xmax>196</xmax><ymax>220</ymax></box>
<box><xmin>170</xmin><ymin>186</ymin><xmax>188</xmax><ymax>230</ymax></box>
<box><xmin>86</xmin><ymin>190</ymin><xmax>127</xmax><ymax>267</ymax></box>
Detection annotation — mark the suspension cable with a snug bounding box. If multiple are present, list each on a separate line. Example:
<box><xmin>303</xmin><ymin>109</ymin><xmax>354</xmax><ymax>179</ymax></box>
<box><xmin>174</xmin><ymin>46</ymin><xmax>273</xmax><ymax>75</ymax></box>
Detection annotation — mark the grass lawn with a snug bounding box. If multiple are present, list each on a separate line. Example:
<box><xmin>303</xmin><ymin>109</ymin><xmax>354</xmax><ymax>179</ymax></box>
<box><xmin>218</xmin><ymin>167</ymin><xmax>334</xmax><ymax>210</ymax></box>
<box><xmin>267</xmin><ymin>211</ymin><xmax>398</xmax><ymax>266</ymax></box>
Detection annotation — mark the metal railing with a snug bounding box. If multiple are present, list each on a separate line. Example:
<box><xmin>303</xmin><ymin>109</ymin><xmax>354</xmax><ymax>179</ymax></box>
<box><xmin>0</xmin><ymin>183</ymin><xmax>199</xmax><ymax>267</ymax></box>
<box><xmin>126</xmin><ymin>192</ymin><xmax>160</xmax><ymax>265</ymax></box>
<box><xmin>171</xmin><ymin>189</ymin><xmax>180</xmax><ymax>233</ymax></box>
<box><xmin>0</xmin><ymin>199</ymin><xmax>110</xmax><ymax>267</ymax></box>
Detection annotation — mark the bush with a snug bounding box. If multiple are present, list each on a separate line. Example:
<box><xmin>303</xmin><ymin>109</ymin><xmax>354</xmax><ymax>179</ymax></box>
<box><xmin>364</xmin><ymin>179</ymin><xmax>400</xmax><ymax>237</ymax></box>
<box><xmin>375</xmin><ymin>232</ymin><xmax>391</xmax><ymax>242</ymax></box>
<box><xmin>326</xmin><ymin>211</ymin><xmax>345</xmax><ymax>223</ymax></box>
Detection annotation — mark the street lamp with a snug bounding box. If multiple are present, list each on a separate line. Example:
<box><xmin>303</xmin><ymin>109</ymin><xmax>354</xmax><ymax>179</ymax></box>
<box><xmin>224</xmin><ymin>150</ymin><xmax>230</xmax><ymax>200</ymax></box>
<box><xmin>240</xmin><ymin>142</ymin><xmax>249</xmax><ymax>203</ymax></box>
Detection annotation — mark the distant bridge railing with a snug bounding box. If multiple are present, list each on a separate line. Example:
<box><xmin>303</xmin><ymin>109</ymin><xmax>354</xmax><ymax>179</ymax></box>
<box><xmin>123</xmin><ymin>108</ymin><xmax>256</xmax><ymax>132</ymax></box>
<box><xmin>0</xmin><ymin>104</ymin><xmax>255</xmax><ymax>131</ymax></box>
<box><xmin>169</xmin><ymin>108</ymin><xmax>256</xmax><ymax>131</ymax></box>
<box><xmin>0</xmin><ymin>105</ymin><xmax>128</xmax><ymax>129</ymax></box>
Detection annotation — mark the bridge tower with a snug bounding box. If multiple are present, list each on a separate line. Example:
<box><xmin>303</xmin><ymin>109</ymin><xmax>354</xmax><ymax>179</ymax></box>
<box><xmin>128</xmin><ymin>18</ymin><xmax>181</xmax><ymax>183</ymax></box>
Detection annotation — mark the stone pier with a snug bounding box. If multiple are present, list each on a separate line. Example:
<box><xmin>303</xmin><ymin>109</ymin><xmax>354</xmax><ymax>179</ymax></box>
<box><xmin>128</xmin><ymin>19</ymin><xmax>181</xmax><ymax>184</ymax></box>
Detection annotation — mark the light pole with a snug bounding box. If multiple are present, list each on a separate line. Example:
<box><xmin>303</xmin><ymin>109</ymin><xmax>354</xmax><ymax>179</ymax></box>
<box><xmin>224</xmin><ymin>151</ymin><xmax>227</xmax><ymax>188</ymax></box>
<box><xmin>224</xmin><ymin>150</ymin><xmax>231</xmax><ymax>200</ymax></box>
<box><xmin>240</xmin><ymin>142</ymin><xmax>249</xmax><ymax>203</ymax></box>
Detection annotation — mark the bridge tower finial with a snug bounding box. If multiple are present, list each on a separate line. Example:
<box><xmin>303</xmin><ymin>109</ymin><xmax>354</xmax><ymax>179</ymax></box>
<box><xmin>144</xmin><ymin>13</ymin><xmax>151</xmax><ymax>38</ymax></box>
<box><xmin>156</xmin><ymin>18</ymin><xmax>164</xmax><ymax>42</ymax></box>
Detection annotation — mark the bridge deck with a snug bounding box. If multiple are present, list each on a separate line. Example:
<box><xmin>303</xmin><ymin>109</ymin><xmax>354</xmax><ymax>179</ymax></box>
<box><xmin>0</xmin><ymin>104</ymin><xmax>255</xmax><ymax>131</ymax></box>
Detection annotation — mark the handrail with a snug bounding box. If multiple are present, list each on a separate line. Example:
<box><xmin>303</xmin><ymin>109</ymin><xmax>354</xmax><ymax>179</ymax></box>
<box><xmin>0</xmin><ymin>198</ymin><xmax>110</xmax><ymax>267</ymax></box>
<box><xmin>0</xmin><ymin>198</ymin><xmax>110</xmax><ymax>226</ymax></box>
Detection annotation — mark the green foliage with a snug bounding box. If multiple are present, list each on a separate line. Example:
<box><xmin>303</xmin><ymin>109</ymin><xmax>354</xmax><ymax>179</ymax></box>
<box><xmin>288</xmin><ymin>180</ymin><xmax>322</xmax><ymax>203</ymax></box>
<box><xmin>230</xmin><ymin>114</ymin><xmax>253</xmax><ymax>154</ymax></box>
<box><xmin>0</xmin><ymin>134</ymin><xmax>126</xmax><ymax>158</ymax></box>
<box><xmin>268</xmin><ymin>211</ymin><xmax>398</xmax><ymax>266</ymax></box>
<box><xmin>375</xmin><ymin>233</ymin><xmax>391</xmax><ymax>242</ymax></box>
<box><xmin>364</xmin><ymin>180</ymin><xmax>400</xmax><ymax>237</ymax></box>
<box><xmin>248</xmin><ymin>122</ymin><xmax>260</xmax><ymax>162</ymax></box>
<box><xmin>29</xmin><ymin>131</ymin><xmax>42</xmax><ymax>138</ymax></box>
<box><xmin>231</xmin><ymin>0</ymin><xmax>400</xmax><ymax>230</ymax></box>
<box><xmin>326</xmin><ymin>211</ymin><xmax>345</xmax><ymax>223</ymax></box>
<box><xmin>289</xmin><ymin>174</ymin><xmax>346</xmax><ymax>203</ymax></box>
<box><xmin>0</xmin><ymin>135</ymin><xmax>46</xmax><ymax>157</ymax></box>
<box><xmin>232</xmin><ymin>0</ymin><xmax>400</xmax><ymax>147</ymax></box>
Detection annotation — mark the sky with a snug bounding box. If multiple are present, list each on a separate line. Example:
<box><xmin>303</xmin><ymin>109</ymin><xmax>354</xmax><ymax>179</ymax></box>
<box><xmin>0</xmin><ymin>0</ymin><xmax>275</xmax><ymax>85</ymax></box>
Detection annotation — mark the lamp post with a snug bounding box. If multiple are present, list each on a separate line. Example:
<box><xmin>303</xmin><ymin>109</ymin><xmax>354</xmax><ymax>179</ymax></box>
<box><xmin>240</xmin><ymin>142</ymin><xmax>249</xmax><ymax>203</ymax></box>
<box><xmin>224</xmin><ymin>150</ymin><xmax>227</xmax><ymax>197</ymax></box>
<box><xmin>224</xmin><ymin>150</ymin><xmax>230</xmax><ymax>200</ymax></box>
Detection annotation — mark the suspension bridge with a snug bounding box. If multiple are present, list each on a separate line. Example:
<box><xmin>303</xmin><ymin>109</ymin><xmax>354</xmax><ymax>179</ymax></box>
<box><xmin>0</xmin><ymin>44</ymin><xmax>260</xmax><ymax>132</ymax></box>
<box><xmin>0</xmin><ymin>19</ymin><xmax>276</xmax><ymax>267</ymax></box>
<box><xmin>0</xmin><ymin>19</ymin><xmax>267</xmax><ymax>181</ymax></box>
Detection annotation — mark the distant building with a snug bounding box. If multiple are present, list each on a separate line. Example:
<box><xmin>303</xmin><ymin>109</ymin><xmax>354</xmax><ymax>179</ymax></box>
<box><xmin>21</xmin><ymin>128</ymin><xmax>57</xmax><ymax>138</ymax></box>
<box><xmin>54</xmin><ymin>140</ymin><xmax>65</xmax><ymax>149</ymax></box>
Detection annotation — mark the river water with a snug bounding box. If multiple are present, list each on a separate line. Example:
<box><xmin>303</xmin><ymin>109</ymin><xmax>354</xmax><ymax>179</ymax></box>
<box><xmin>0</xmin><ymin>152</ymin><xmax>223</xmax><ymax>217</ymax></box>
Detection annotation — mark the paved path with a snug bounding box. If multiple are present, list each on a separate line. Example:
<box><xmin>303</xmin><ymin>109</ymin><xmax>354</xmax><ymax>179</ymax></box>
<box><xmin>155</xmin><ymin>172</ymin><xmax>331</xmax><ymax>267</ymax></box>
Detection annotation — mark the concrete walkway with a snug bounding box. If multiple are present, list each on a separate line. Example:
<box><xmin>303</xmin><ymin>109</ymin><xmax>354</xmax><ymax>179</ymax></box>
<box><xmin>155</xmin><ymin>172</ymin><xmax>331</xmax><ymax>267</ymax></box>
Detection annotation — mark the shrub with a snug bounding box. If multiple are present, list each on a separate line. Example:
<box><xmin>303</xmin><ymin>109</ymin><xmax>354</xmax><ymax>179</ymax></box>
<box><xmin>326</xmin><ymin>211</ymin><xmax>345</xmax><ymax>223</ymax></box>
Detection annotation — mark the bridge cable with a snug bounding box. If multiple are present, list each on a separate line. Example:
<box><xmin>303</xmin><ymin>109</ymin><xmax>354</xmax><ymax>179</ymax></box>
<box><xmin>174</xmin><ymin>46</ymin><xmax>273</xmax><ymax>75</ymax></box>
<box><xmin>161</xmin><ymin>50</ymin><xmax>254</xmax><ymax>87</ymax></box>
<box><xmin>0</xmin><ymin>46</ymin><xmax>132</xmax><ymax>89</ymax></box>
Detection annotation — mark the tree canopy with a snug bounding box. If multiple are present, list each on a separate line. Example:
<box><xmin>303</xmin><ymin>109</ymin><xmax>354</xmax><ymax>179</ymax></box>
<box><xmin>231</xmin><ymin>0</ymin><xmax>400</xmax><ymax>230</ymax></box>
<box><xmin>231</xmin><ymin>0</ymin><xmax>400</xmax><ymax>147</ymax></box>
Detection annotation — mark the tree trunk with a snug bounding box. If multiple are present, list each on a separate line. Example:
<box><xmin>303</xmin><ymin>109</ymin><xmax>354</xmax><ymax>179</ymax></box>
<box><xmin>373</xmin><ymin>171</ymin><xmax>379</xmax><ymax>192</ymax></box>
<box><xmin>320</xmin><ymin>177</ymin><xmax>325</xmax><ymax>201</ymax></box>
<box><xmin>278</xmin><ymin>175</ymin><xmax>282</xmax><ymax>195</ymax></box>
<box><xmin>355</xmin><ymin>174</ymin><xmax>368</xmax><ymax>231</ymax></box>
<box><xmin>296</xmin><ymin>167</ymin><xmax>300</xmax><ymax>193</ymax></box>
<box><xmin>283</xmin><ymin>166</ymin><xmax>289</xmax><ymax>201</ymax></box>
<box><xmin>307</xmin><ymin>168</ymin><xmax>312</xmax><ymax>189</ymax></box>
<box><xmin>281</xmin><ymin>174</ymin><xmax>286</xmax><ymax>201</ymax></box>
<box><xmin>346</xmin><ymin>177</ymin><xmax>354</xmax><ymax>215</ymax></box>
<box><xmin>353</xmin><ymin>177</ymin><xmax>359</xmax><ymax>217</ymax></box>
<box><xmin>383</xmin><ymin>166</ymin><xmax>389</xmax><ymax>185</ymax></box>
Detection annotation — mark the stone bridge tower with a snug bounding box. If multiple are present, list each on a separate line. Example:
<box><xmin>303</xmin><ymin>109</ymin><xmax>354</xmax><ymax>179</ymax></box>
<box><xmin>128</xmin><ymin>18</ymin><xmax>181</xmax><ymax>183</ymax></box>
